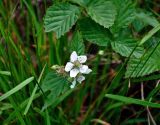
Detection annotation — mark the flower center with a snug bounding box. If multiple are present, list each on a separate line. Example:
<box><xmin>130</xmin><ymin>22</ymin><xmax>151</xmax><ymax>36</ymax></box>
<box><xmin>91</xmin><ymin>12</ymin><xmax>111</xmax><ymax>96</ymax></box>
<box><xmin>74</xmin><ymin>60</ymin><xmax>81</xmax><ymax>67</ymax></box>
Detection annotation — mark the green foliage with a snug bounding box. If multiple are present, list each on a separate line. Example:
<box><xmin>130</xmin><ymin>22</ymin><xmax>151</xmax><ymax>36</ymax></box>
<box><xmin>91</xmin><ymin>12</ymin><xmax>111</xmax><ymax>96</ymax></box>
<box><xmin>133</xmin><ymin>11</ymin><xmax>159</xmax><ymax>32</ymax></box>
<box><xmin>69</xmin><ymin>0</ymin><xmax>89</xmax><ymax>6</ymax></box>
<box><xmin>41</xmin><ymin>71</ymin><xmax>70</xmax><ymax>109</ymax></box>
<box><xmin>87</xmin><ymin>0</ymin><xmax>117</xmax><ymax>28</ymax></box>
<box><xmin>111</xmin><ymin>0</ymin><xmax>136</xmax><ymax>32</ymax></box>
<box><xmin>126</xmin><ymin>42</ymin><xmax>160</xmax><ymax>77</ymax></box>
<box><xmin>0</xmin><ymin>71</ymin><xmax>11</xmax><ymax>76</ymax></box>
<box><xmin>111</xmin><ymin>38</ymin><xmax>144</xmax><ymax>58</ymax></box>
<box><xmin>1</xmin><ymin>0</ymin><xmax>160</xmax><ymax>124</ymax></box>
<box><xmin>135</xmin><ymin>11</ymin><xmax>159</xmax><ymax>27</ymax></box>
<box><xmin>79</xmin><ymin>18</ymin><xmax>111</xmax><ymax>46</ymax></box>
<box><xmin>44</xmin><ymin>3</ymin><xmax>80</xmax><ymax>38</ymax></box>
<box><xmin>0</xmin><ymin>77</ymin><xmax>34</xmax><ymax>102</ymax></box>
<box><xmin>139</xmin><ymin>24</ymin><xmax>160</xmax><ymax>45</ymax></box>
<box><xmin>106</xmin><ymin>94</ymin><xmax>160</xmax><ymax>108</ymax></box>
<box><xmin>70</xmin><ymin>31</ymin><xmax>85</xmax><ymax>55</ymax></box>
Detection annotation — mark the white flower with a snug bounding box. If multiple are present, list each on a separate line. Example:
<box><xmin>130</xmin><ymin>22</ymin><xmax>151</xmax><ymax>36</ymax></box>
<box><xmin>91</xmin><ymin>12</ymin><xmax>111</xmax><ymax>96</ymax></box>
<box><xmin>70</xmin><ymin>75</ymin><xmax>85</xmax><ymax>88</ymax></box>
<box><xmin>70</xmin><ymin>51</ymin><xmax>87</xmax><ymax>63</ymax></box>
<box><xmin>65</xmin><ymin>62</ymin><xmax>74</xmax><ymax>72</ymax></box>
<box><xmin>70</xmin><ymin>51</ymin><xmax>78</xmax><ymax>62</ymax></box>
<box><xmin>84</xmin><ymin>68</ymin><xmax>92</xmax><ymax>74</ymax></box>
<box><xmin>79</xmin><ymin>65</ymin><xmax>88</xmax><ymax>73</ymax></box>
<box><xmin>65</xmin><ymin>51</ymin><xmax>91</xmax><ymax>78</ymax></box>
<box><xmin>70</xmin><ymin>68</ymin><xmax>79</xmax><ymax>77</ymax></box>
<box><xmin>65</xmin><ymin>51</ymin><xmax>92</xmax><ymax>88</ymax></box>
<box><xmin>78</xmin><ymin>56</ymin><xmax>87</xmax><ymax>63</ymax></box>
<box><xmin>77</xmin><ymin>75</ymin><xmax>85</xmax><ymax>83</ymax></box>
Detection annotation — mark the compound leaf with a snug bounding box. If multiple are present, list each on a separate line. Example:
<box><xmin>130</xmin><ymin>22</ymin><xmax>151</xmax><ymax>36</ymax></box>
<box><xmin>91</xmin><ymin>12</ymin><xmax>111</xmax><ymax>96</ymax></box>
<box><xmin>125</xmin><ymin>42</ymin><xmax>160</xmax><ymax>77</ymax></box>
<box><xmin>111</xmin><ymin>0</ymin><xmax>135</xmax><ymax>32</ymax></box>
<box><xmin>79</xmin><ymin>18</ymin><xmax>111</xmax><ymax>46</ymax></box>
<box><xmin>70</xmin><ymin>31</ymin><xmax>85</xmax><ymax>55</ymax></box>
<box><xmin>44</xmin><ymin>3</ymin><xmax>80</xmax><ymax>38</ymax></box>
<box><xmin>87</xmin><ymin>0</ymin><xmax>116</xmax><ymax>28</ymax></box>
<box><xmin>41</xmin><ymin>72</ymin><xmax>70</xmax><ymax>109</ymax></box>
<box><xmin>111</xmin><ymin>38</ymin><xmax>144</xmax><ymax>58</ymax></box>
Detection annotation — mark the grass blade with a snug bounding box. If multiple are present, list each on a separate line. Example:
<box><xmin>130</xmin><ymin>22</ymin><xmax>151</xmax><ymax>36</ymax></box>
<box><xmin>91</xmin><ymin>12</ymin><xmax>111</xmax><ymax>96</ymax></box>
<box><xmin>105</xmin><ymin>94</ymin><xmax>160</xmax><ymax>108</ymax></box>
<box><xmin>24</xmin><ymin>64</ymin><xmax>46</xmax><ymax>115</ymax></box>
<box><xmin>0</xmin><ymin>71</ymin><xmax>11</xmax><ymax>76</ymax></box>
<box><xmin>139</xmin><ymin>24</ymin><xmax>160</xmax><ymax>45</ymax></box>
<box><xmin>0</xmin><ymin>77</ymin><xmax>34</xmax><ymax>102</ymax></box>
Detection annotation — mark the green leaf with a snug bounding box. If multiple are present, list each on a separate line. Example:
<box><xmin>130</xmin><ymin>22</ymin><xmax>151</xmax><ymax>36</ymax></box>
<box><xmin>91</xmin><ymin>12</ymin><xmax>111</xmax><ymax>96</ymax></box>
<box><xmin>24</xmin><ymin>64</ymin><xmax>46</xmax><ymax>115</ymax></box>
<box><xmin>0</xmin><ymin>77</ymin><xmax>34</xmax><ymax>102</ymax></box>
<box><xmin>87</xmin><ymin>0</ymin><xmax>116</xmax><ymax>28</ymax></box>
<box><xmin>70</xmin><ymin>31</ymin><xmax>85</xmax><ymax>55</ymax></box>
<box><xmin>0</xmin><ymin>103</ymin><xmax>13</xmax><ymax>115</ymax></box>
<box><xmin>135</xmin><ymin>11</ymin><xmax>159</xmax><ymax>27</ymax></box>
<box><xmin>79</xmin><ymin>18</ymin><xmax>111</xmax><ymax>46</ymax></box>
<box><xmin>41</xmin><ymin>72</ymin><xmax>70</xmax><ymax>110</ymax></box>
<box><xmin>133</xmin><ymin>11</ymin><xmax>159</xmax><ymax>32</ymax></box>
<box><xmin>105</xmin><ymin>94</ymin><xmax>160</xmax><ymax>108</ymax></box>
<box><xmin>139</xmin><ymin>24</ymin><xmax>160</xmax><ymax>45</ymax></box>
<box><xmin>0</xmin><ymin>71</ymin><xmax>11</xmax><ymax>76</ymax></box>
<box><xmin>132</xmin><ymin>74</ymin><xmax>160</xmax><ymax>83</ymax></box>
<box><xmin>69</xmin><ymin>0</ymin><xmax>89</xmax><ymax>6</ymax></box>
<box><xmin>49</xmin><ymin>89</ymin><xmax>73</xmax><ymax>109</ymax></box>
<box><xmin>44</xmin><ymin>3</ymin><xmax>80</xmax><ymax>38</ymax></box>
<box><xmin>111</xmin><ymin>38</ymin><xmax>144</xmax><ymax>58</ymax></box>
<box><xmin>111</xmin><ymin>0</ymin><xmax>135</xmax><ymax>32</ymax></box>
<box><xmin>122</xmin><ymin>119</ymin><xmax>146</xmax><ymax>125</ymax></box>
<box><xmin>125</xmin><ymin>42</ymin><xmax>160</xmax><ymax>78</ymax></box>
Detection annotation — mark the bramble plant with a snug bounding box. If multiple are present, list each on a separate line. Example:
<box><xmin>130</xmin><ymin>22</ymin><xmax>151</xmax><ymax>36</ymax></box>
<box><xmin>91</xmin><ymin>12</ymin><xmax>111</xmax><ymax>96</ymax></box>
<box><xmin>43</xmin><ymin>0</ymin><xmax>160</xmax><ymax>109</ymax></box>
<box><xmin>44</xmin><ymin>0</ymin><xmax>160</xmax><ymax>78</ymax></box>
<box><xmin>0</xmin><ymin>0</ymin><xmax>160</xmax><ymax>124</ymax></box>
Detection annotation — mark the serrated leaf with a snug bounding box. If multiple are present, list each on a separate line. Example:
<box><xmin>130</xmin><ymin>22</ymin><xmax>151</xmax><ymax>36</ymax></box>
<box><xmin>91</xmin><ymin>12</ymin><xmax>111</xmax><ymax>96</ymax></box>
<box><xmin>125</xmin><ymin>42</ymin><xmax>160</xmax><ymax>78</ymax></box>
<box><xmin>111</xmin><ymin>39</ymin><xmax>144</xmax><ymax>58</ymax></box>
<box><xmin>144</xmin><ymin>37</ymin><xmax>160</xmax><ymax>49</ymax></box>
<box><xmin>87</xmin><ymin>0</ymin><xmax>116</xmax><ymax>28</ymax></box>
<box><xmin>111</xmin><ymin>0</ymin><xmax>135</xmax><ymax>32</ymax></box>
<box><xmin>70</xmin><ymin>31</ymin><xmax>85</xmax><ymax>55</ymax></box>
<box><xmin>69</xmin><ymin>0</ymin><xmax>89</xmax><ymax>6</ymax></box>
<box><xmin>79</xmin><ymin>18</ymin><xmax>111</xmax><ymax>46</ymax></box>
<box><xmin>44</xmin><ymin>3</ymin><xmax>80</xmax><ymax>38</ymax></box>
<box><xmin>41</xmin><ymin>72</ymin><xmax>70</xmax><ymax>109</ymax></box>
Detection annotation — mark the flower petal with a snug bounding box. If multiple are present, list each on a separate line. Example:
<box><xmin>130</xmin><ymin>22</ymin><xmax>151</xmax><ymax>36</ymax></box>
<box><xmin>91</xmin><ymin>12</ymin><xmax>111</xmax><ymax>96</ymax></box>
<box><xmin>79</xmin><ymin>65</ymin><xmax>88</xmax><ymax>73</ymax></box>
<box><xmin>70</xmin><ymin>68</ymin><xmax>79</xmax><ymax>77</ymax></box>
<box><xmin>65</xmin><ymin>62</ymin><xmax>74</xmax><ymax>72</ymax></box>
<box><xmin>70</xmin><ymin>79</ymin><xmax>76</xmax><ymax>88</ymax></box>
<box><xmin>70</xmin><ymin>51</ymin><xmax>78</xmax><ymax>62</ymax></box>
<box><xmin>77</xmin><ymin>75</ymin><xmax>85</xmax><ymax>83</ymax></box>
<box><xmin>78</xmin><ymin>56</ymin><xmax>87</xmax><ymax>63</ymax></box>
<box><xmin>83</xmin><ymin>68</ymin><xmax>92</xmax><ymax>74</ymax></box>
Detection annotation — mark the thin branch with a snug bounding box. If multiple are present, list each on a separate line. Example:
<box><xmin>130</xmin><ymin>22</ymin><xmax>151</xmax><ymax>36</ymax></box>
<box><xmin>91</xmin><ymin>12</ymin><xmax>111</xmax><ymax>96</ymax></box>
<box><xmin>141</xmin><ymin>82</ymin><xmax>157</xmax><ymax>125</ymax></box>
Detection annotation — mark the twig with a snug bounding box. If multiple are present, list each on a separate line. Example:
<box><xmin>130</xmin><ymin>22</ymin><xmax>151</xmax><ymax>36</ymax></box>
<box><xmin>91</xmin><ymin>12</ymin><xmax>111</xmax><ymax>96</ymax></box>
<box><xmin>141</xmin><ymin>82</ymin><xmax>157</xmax><ymax>125</ymax></box>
